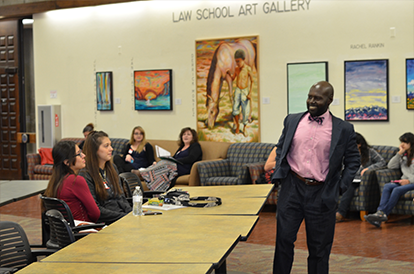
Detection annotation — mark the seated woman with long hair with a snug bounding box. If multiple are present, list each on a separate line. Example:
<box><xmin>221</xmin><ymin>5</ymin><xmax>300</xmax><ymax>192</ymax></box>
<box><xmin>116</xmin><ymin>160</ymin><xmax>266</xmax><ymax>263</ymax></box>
<box><xmin>79</xmin><ymin>131</ymin><xmax>131</xmax><ymax>225</ymax></box>
<box><xmin>43</xmin><ymin>140</ymin><xmax>100</xmax><ymax>223</ymax></box>
<box><xmin>170</xmin><ymin>127</ymin><xmax>202</xmax><ymax>188</ymax></box>
<box><xmin>365</xmin><ymin>132</ymin><xmax>414</xmax><ymax>227</ymax></box>
<box><xmin>113</xmin><ymin>126</ymin><xmax>155</xmax><ymax>174</ymax></box>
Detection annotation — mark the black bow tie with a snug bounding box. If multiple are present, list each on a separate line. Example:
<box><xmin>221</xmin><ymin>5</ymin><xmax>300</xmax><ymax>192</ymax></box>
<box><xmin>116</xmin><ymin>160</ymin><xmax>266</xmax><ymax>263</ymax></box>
<box><xmin>308</xmin><ymin>115</ymin><xmax>324</xmax><ymax>125</ymax></box>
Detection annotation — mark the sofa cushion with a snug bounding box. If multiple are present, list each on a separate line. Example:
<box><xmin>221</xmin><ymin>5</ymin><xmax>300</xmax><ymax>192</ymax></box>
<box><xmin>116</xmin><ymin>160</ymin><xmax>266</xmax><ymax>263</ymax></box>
<box><xmin>33</xmin><ymin>164</ymin><xmax>53</xmax><ymax>175</ymax></box>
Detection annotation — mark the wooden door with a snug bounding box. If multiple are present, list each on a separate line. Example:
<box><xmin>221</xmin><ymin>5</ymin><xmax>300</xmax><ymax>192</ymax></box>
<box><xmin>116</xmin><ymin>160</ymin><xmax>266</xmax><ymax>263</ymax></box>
<box><xmin>0</xmin><ymin>20</ymin><xmax>21</xmax><ymax>180</ymax></box>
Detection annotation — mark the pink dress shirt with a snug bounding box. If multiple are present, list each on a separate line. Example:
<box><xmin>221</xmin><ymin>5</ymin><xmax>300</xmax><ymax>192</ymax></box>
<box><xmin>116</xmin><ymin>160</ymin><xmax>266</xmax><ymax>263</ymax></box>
<box><xmin>287</xmin><ymin>110</ymin><xmax>332</xmax><ymax>182</ymax></box>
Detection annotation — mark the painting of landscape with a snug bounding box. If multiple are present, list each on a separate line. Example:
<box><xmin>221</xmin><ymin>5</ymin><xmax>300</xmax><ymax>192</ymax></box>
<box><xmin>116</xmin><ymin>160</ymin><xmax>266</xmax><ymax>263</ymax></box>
<box><xmin>406</xmin><ymin>59</ymin><xmax>414</xmax><ymax>110</ymax></box>
<box><xmin>196</xmin><ymin>36</ymin><xmax>259</xmax><ymax>142</ymax></box>
<box><xmin>345</xmin><ymin>60</ymin><xmax>388</xmax><ymax>121</ymax></box>
<box><xmin>134</xmin><ymin>70</ymin><xmax>172</xmax><ymax>111</ymax></box>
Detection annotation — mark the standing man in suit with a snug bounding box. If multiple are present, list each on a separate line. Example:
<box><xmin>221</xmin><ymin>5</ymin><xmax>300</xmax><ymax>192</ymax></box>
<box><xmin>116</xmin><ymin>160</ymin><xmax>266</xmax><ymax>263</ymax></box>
<box><xmin>272</xmin><ymin>81</ymin><xmax>360</xmax><ymax>274</ymax></box>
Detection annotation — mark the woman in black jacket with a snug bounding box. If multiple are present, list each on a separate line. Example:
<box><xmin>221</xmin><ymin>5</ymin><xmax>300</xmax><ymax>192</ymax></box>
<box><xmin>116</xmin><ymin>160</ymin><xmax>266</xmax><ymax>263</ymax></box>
<box><xmin>79</xmin><ymin>131</ymin><xmax>131</xmax><ymax>225</ymax></box>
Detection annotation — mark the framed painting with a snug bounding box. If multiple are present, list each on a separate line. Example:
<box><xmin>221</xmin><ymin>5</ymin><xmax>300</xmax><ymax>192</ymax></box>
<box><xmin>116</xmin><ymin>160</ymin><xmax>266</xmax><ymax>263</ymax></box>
<box><xmin>196</xmin><ymin>36</ymin><xmax>259</xmax><ymax>142</ymax></box>
<box><xmin>344</xmin><ymin>59</ymin><xmax>389</xmax><ymax>121</ymax></box>
<box><xmin>134</xmin><ymin>69</ymin><xmax>173</xmax><ymax>111</ymax></box>
<box><xmin>287</xmin><ymin>62</ymin><xmax>328</xmax><ymax>114</ymax></box>
<box><xmin>96</xmin><ymin>71</ymin><xmax>113</xmax><ymax>111</ymax></box>
<box><xmin>406</xmin><ymin>58</ymin><xmax>414</xmax><ymax>110</ymax></box>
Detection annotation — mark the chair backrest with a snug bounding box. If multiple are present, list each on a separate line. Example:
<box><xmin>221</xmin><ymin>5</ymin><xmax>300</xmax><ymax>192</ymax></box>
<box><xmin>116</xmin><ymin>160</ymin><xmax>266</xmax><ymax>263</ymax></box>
<box><xmin>45</xmin><ymin>209</ymin><xmax>76</xmax><ymax>249</ymax></box>
<box><xmin>372</xmin><ymin>145</ymin><xmax>399</xmax><ymax>164</ymax></box>
<box><xmin>119</xmin><ymin>172</ymin><xmax>144</xmax><ymax>198</ymax></box>
<box><xmin>40</xmin><ymin>196</ymin><xmax>76</xmax><ymax>227</ymax></box>
<box><xmin>227</xmin><ymin>142</ymin><xmax>276</xmax><ymax>176</ymax></box>
<box><xmin>0</xmin><ymin>221</ymin><xmax>34</xmax><ymax>269</ymax></box>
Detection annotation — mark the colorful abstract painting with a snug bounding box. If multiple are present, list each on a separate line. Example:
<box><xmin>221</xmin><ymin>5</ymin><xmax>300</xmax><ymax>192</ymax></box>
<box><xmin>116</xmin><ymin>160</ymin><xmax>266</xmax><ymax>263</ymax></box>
<box><xmin>134</xmin><ymin>70</ymin><xmax>172</xmax><ymax>111</ymax></box>
<box><xmin>96</xmin><ymin>71</ymin><xmax>113</xmax><ymax>111</ymax></box>
<box><xmin>345</xmin><ymin>60</ymin><xmax>388</xmax><ymax>121</ymax></box>
<box><xmin>196</xmin><ymin>36</ymin><xmax>259</xmax><ymax>142</ymax></box>
<box><xmin>406</xmin><ymin>59</ymin><xmax>414</xmax><ymax>110</ymax></box>
<box><xmin>287</xmin><ymin>62</ymin><xmax>328</xmax><ymax>114</ymax></box>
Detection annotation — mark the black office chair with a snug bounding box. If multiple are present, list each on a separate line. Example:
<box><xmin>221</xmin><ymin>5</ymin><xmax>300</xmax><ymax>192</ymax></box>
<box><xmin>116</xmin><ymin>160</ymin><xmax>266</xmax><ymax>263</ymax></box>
<box><xmin>119</xmin><ymin>172</ymin><xmax>164</xmax><ymax>204</ymax></box>
<box><xmin>40</xmin><ymin>196</ymin><xmax>105</xmax><ymax>248</ymax></box>
<box><xmin>0</xmin><ymin>221</ymin><xmax>55</xmax><ymax>273</ymax></box>
<box><xmin>45</xmin><ymin>209</ymin><xmax>76</xmax><ymax>249</ymax></box>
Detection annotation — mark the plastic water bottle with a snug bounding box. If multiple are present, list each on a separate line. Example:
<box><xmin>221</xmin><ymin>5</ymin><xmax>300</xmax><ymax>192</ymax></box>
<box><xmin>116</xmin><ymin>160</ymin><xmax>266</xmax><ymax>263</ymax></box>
<box><xmin>132</xmin><ymin>186</ymin><xmax>143</xmax><ymax>216</ymax></box>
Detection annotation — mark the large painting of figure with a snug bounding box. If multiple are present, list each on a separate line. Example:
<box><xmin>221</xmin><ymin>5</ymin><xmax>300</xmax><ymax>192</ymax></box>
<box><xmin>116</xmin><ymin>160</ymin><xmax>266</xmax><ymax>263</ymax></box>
<box><xmin>406</xmin><ymin>59</ymin><xmax>414</xmax><ymax>110</ymax></box>
<box><xmin>344</xmin><ymin>60</ymin><xmax>389</xmax><ymax>121</ymax></box>
<box><xmin>196</xmin><ymin>36</ymin><xmax>259</xmax><ymax>142</ymax></box>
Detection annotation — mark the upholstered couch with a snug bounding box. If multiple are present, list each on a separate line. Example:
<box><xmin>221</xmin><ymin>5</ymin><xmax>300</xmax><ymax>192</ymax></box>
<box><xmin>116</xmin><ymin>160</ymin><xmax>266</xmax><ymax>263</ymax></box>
<box><xmin>340</xmin><ymin>145</ymin><xmax>399</xmax><ymax>220</ymax></box>
<box><xmin>26</xmin><ymin>138</ymin><xmax>231</xmax><ymax>186</ymax></box>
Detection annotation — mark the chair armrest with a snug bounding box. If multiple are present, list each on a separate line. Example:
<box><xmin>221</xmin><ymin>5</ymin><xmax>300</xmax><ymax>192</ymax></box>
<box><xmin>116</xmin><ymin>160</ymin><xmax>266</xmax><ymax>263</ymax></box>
<box><xmin>189</xmin><ymin>159</ymin><xmax>224</xmax><ymax>186</ymax></box>
<box><xmin>245</xmin><ymin>161</ymin><xmax>266</xmax><ymax>184</ymax></box>
<box><xmin>197</xmin><ymin>159</ymin><xmax>231</xmax><ymax>186</ymax></box>
<box><xmin>238</xmin><ymin>164</ymin><xmax>252</xmax><ymax>185</ymax></box>
<box><xmin>26</xmin><ymin>153</ymin><xmax>41</xmax><ymax>180</ymax></box>
<box><xmin>376</xmin><ymin>168</ymin><xmax>402</xmax><ymax>192</ymax></box>
<box><xmin>32</xmin><ymin>248</ymin><xmax>57</xmax><ymax>258</ymax></box>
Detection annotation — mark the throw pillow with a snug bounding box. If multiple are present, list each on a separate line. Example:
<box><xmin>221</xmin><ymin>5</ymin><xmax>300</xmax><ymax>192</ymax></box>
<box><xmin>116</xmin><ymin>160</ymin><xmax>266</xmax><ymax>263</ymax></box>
<box><xmin>38</xmin><ymin>148</ymin><xmax>53</xmax><ymax>165</ymax></box>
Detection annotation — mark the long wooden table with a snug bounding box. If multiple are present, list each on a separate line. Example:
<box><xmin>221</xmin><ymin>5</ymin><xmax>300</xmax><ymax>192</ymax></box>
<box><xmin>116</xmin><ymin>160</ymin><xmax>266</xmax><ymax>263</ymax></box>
<box><xmin>0</xmin><ymin>180</ymin><xmax>48</xmax><ymax>206</ymax></box>
<box><xmin>35</xmin><ymin>184</ymin><xmax>274</xmax><ymax>274</ymax></box>
<box><xmin>16</xmin><ymin>262</ymin><xmax>214</xmax><ymax>274</ymax></box>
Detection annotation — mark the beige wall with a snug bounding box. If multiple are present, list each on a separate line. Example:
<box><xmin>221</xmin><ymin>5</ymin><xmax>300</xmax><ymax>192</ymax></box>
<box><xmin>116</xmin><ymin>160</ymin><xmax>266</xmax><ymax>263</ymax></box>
<box><xmin>33</xmin><ymin>0</ymin><xmax>414</xmax><ymax>147</ymax></box>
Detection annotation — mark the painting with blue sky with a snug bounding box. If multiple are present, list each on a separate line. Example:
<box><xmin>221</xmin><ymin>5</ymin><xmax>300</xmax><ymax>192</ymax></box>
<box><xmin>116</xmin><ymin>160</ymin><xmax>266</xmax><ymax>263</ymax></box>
<box><xmin>406</xmin><ymin>59</ymin><xmax>414</xmax><ymax>110</ymax></box>
<box><xmin>345</xmin><ymin>60</ymin><xmax>388</xmax><ymax>121</ymax></box>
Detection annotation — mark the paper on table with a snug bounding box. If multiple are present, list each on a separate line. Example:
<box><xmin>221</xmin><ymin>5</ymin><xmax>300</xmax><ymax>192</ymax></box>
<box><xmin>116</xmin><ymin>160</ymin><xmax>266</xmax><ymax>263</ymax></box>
<box><xmin>74</xmin><ymin>220</ymin><xmax>100</xmax><ymax>233</ymax></box>
<box><xmin>143</xmin><ymin>204</ymin><xmax>186</xmax><ymax>211</ymax></box>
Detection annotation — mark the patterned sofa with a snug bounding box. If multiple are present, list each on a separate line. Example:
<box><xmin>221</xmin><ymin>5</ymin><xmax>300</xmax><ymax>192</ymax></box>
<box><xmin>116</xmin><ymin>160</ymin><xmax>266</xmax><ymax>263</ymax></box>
<box><xmin>26</xmin><ymin>138</ymin><xmax>230</xmax><ymax>187</ymax></box>
<box><xmin>341</xmin><ymin>145</ymin><xmax>399</xmax><ymax>220</ymax></box>
<box><xmin>376</xmin><ymin>158</ymin><xmax>414</xmax><ymax>216</ymax></box>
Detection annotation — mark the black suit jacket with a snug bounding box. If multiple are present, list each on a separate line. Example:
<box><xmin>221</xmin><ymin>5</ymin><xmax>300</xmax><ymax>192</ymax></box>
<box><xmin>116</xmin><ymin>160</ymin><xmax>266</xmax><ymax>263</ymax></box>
<box><xmin>272</xmin><ymin>111</ymin><xmax>360</xmax><ymax>209</ymax></box>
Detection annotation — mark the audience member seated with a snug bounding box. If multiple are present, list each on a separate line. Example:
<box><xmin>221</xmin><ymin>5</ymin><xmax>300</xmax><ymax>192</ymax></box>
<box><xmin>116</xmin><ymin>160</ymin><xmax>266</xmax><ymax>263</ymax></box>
<box><xmin>43</xmin><ymin>140</ymin><xmax>100</xmax><ymax>223</ymax></box>
<box><xmin>336</xmin><ymin>133</ymin><xmax>386</xmax><ymax>222</ymax></box>
<box><xmin>364</xmin><ymin>132</ymin><xmax>414</xmax><ymax>227</ymax></box>
<box><xmin>264</xmin><ymin>146</ymin><xmax>277</xmax><ymax>183</ymax></box>
<box><xmin>79</xmin><ymin>131</ymin><xmax>131</xmax><ymax>225</ymax></box>
<box><xmin>113</xmin><ymin>126</ymin><xmax>155</xmax><ymax>174</ymax></box>
<box><xmin>78</xmin><ymin>123</ymin><xmax>94</xmax><ymax>150</ymax></box>
<box><xmin>170</xmin><ymin>127</ymin><xmax>202</xmax><ymax>188</ymax></box>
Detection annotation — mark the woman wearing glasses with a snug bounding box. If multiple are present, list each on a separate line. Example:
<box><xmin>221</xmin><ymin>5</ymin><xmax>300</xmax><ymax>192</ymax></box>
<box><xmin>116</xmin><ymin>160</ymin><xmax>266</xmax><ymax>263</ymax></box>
<box><xmin>113</xmin><ymin>126</ymin><xmax>155</xmax><ymax>173</ymax></box>
<box><xmin>43</xmin><ymin>140</ymin><xmax>100</xmax><ymax>222</ymax></box>
<box><xmin>80</xmin><ymin>131</ymin><xmax>131</xmax><ymax>224</ymax></box>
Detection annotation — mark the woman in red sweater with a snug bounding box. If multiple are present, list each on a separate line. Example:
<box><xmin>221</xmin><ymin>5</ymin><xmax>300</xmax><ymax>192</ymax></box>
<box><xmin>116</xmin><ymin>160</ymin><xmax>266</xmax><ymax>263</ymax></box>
<box><xmin>44</xmin><ymin>140</ymin><xmax>100</xmax><ymax>222</ymax></box>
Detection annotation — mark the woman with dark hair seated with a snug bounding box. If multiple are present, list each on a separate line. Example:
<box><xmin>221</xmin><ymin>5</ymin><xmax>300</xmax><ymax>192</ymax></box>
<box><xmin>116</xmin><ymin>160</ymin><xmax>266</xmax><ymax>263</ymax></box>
<box><xmin>170</xmin><ymin>127</ymin><xmax>203</xmax><ymax>188</ymax></box>
<box><xmin>78</xmin><ymin>123</ymin><xmax>94</xmax><ymax>150</ymax></box>
<box><xmin>43</xmin><ymin>140</ymin><xmax>100</xmax><ymax>223</ymax></box>
<box><xmin>113</xmin><ymin>126</ymin><xmax>155</xmax><ymax>174</ymax></box>
<box><xmin>365</xmin><ymin>132</ymin><xmax>414</xmax><ymax>227</ymax></box>
<box><xmin>79</xmin><ymin>131</ymin><xmax>131</xmax><ymax>225</ymax></box>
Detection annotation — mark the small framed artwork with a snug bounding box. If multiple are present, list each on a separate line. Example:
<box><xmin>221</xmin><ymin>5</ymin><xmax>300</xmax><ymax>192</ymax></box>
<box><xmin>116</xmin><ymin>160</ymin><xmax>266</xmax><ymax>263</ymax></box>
<box><xmin>287</xmin><ymin>62</ymin><xmax>328</xmax><ymax>114</ymax></box>
<box><xmin>406</xmin><ymin>58</ymin><xmax>414</xmax><ymax>110</ymax></box>
<box><xmin>344</xmin><ymin>59</ymin><xmax>389</xmax><ymax>121</ymax></box>
<box><xmin>96</xmin><ymin>71</ymin><xmax>113</xmax><ymax>111</ymax></box>
<box><xmin>134</xmin><ymin>69</ymin><xmax>173</xmax><ymax>111</ymax></box>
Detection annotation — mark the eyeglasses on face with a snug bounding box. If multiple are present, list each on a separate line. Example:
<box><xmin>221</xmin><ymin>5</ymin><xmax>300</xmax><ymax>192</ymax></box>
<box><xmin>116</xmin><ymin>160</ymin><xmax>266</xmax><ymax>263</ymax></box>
<box><xmin>74</xmin><ymin>149</ymin><xmax>84</xmax><ymax>158</ymax></box>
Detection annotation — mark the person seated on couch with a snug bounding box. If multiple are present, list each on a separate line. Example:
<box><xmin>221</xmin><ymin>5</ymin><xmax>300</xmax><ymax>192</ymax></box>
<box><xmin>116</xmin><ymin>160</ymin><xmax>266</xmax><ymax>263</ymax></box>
<box><xmin>365</xmin><ymin>132</ymin><xmax>414</xmax><ymax>227</ymax></box>
<box><xmin>78</xmin><ymin>123</ymin><xmax>94</xmax><ymax>150</ymax></box>
<box><xmin>43</xmin><ymin>140</ymin><xmax>100</xmax><ymax>223</ymax></box>
<box><xmin>79</xmin><ymin>131</ymin><xmax>131</xmax><ymax>225</ymax></box>
<box><xmin>336</xmin><ymin>132</ymin><xmax>386</xmax><ymax>222</ymax></box>
<box><xmin>170</xmin><ymin>127</ymin><xmax>203</xmax><ymax>188</ymax></box>
<box><xmin>113</xmin><ymin>126</ymin><xmax>155</xmax><ymax>174</ymax></box>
